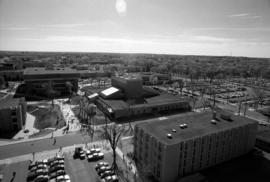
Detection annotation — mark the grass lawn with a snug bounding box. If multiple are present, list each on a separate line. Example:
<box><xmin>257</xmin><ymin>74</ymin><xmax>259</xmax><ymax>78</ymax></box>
<box><xmin>119</xmin><ymin>138</ymin><xmax>134</xmax><ymax>159</ymax></box>
<box><xmin>29</xmin><ymin>128</ymin><xmax>55</xmax><ymax>139</ymax></box>
<box><xmin>31</xmin><ymin>104</ymin><xmax>66</xmax><ymax>130</ymax></box>
<box><xmin>72</xmin><ymin>106</ymin><xmax>110</xmax><ymax>125</ymax></box>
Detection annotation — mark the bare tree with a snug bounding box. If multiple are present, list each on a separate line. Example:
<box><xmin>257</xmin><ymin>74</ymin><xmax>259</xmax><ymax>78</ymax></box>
<box><xmin>65</xmin><ymin>81</ymin><xmax>73</xmax><ymax>101</ymax></box>
<box><xmin>178</xmin><ymin>79</ymin><xmax>184</xmax><ymax>96</ymax></box>
<box><xmin>102</xmin><ymin>123</ymin><xmax>126</xmax><ymax>171</ymax></box>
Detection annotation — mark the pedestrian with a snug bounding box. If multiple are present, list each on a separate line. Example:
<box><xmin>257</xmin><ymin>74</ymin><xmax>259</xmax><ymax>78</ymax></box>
<box><xmin>32</xmin><ymin>152</ymin><xmax>35</xmax><ymax>161</ymax></box>
<box><xmin>51</xmin><ymin>132</ymin><xmax>54</xmax><ymax>139</ymax></box>
<box><xmin>53</xmin><ymin>137</ymin><xmax>56</xmax><ymax>145</ymax></box>
<box><xmin>10</xmin><ymin>171</ymin><xmax>16</xmax><ymax>182</ymax></box>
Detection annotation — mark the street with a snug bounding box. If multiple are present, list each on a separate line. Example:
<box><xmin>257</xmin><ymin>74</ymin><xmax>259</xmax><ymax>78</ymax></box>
<box><xmin>0</xmin><ymin>133</ymin><xmax>92</xmax><ymax>160</ymax></box>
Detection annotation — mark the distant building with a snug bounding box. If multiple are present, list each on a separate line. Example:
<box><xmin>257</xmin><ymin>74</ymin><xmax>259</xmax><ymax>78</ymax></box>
<box><xmin>22</xmin><ymin>67</ymin><xmax>80</xmax><ymax>98</ymax></box>
<box><xmin>141</xmin><ymin>72</ymin><xmax>171</xmax><ymax>85</ymax></box>
<box><xmin>134</xmin><ymin>112</ymin><xmax>257</xmax><ymax>182</ymax></box>
<box><xmin>0</xmin><ymin>97</ymin><xmax>27</xmax><ymax>133</ymax></box>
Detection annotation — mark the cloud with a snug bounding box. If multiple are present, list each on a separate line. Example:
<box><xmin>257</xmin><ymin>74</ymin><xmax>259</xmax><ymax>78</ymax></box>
<box><xmin>194</xmin><ymin>35</ymin><xmax>235</xmax><ymax>42</ymax></box>
<box><xmin>115</xmin><ymin>0</ymin><xmax>127</xmax><ymax>16</ymax></box>
<box><xmin>228</xmin><ymin>13</ymin><xmax>249</xmax><ymax>17</ymax></box>
<box><xmin>37</xmin><ymin>24</ymin><xmax>85</xmax><ymax>28</ymax></box>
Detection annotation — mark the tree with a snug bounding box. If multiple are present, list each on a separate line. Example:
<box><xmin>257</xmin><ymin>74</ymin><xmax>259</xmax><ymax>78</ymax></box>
<box><xmin>65</xmin><ymin>81</ymin><xmax>73</xmax><ymax>101</ymax></box>
<box><xmin>102</xmin><ymin>123</ymin><xmax>125</xmax><ymax>171</ymax></box>
<box><xmin>45</xmin><ymin>83</ymin><xmax>59</xmax><ymax>107</ymax></box>
<box><xmin>178</xmin><ymin>79</ymin><xmax>184</xmax><ymax>96</ymax></box>
<box><xmin>191</xmin><ymin>96</ymin><xmax>197</xmax><ymax>111</ymax></box>
<box><xmin>253</xmin><ymin>88</ymin><xmax>265</xmax><ymax>108</ymax></box>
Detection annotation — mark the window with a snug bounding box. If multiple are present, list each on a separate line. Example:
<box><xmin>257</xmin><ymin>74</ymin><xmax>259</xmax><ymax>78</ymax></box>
<box><xmin>11</xmin><ymin>109</ymin><xmax>16</xmax><ymax>116</ymax></box>
<box><xmin>12</xmin><ymin>118</ymin><xmax>17</xmax><ymax>123</ymax></box>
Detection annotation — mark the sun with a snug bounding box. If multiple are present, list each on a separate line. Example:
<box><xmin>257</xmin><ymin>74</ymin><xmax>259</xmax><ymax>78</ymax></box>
<box><xmin>115</xmin><ymin>0</ymin><xmax>127</xmax><ymax>16</ymax></box>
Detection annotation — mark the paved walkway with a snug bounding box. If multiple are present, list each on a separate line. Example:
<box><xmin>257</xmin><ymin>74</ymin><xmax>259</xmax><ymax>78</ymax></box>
<box><xmin>13</xmin><ymin>113</ymin><xmax>38</xmax><ymax>140</ymax></box>
<box><xmin>56</xmin><ymin>99</ymin><xmax>81</xmax><ymax>133</ymax></box>
<box><xmin>115</xmin><ymin>147</ymin><xmax>137</xmax><ymax>174</ymax></box>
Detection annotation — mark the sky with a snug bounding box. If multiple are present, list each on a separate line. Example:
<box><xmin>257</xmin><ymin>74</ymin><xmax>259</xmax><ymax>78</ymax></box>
<box><xmin>0</xmin><ymin>0</ymin><xmax>270</xmax><ymax>58</ymax></box>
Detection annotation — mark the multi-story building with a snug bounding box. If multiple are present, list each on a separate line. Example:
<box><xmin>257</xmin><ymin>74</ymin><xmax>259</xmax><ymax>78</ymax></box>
<box><xmin>0</xmin><ymin>97</ymin><xmax>27</xmax><ymax>133</ymax></box>
<box><xmin>23</xmin><ymin>67</ymin><xmax>80</xmax><ymax>96</ymax></box>
<box><xmin>134</xmin><ymin>111</ymin><xmax>257</xmax><ymax>182</ymax></box>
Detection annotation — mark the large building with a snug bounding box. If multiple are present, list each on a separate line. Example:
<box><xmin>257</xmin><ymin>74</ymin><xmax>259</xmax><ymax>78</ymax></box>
<box><xmin>134</xmin><ymin>111</ymin><xmax>257</xmax><ymax>182</ymax></box>
<box><xmin>22</xmin><ymin>67</ymin><xmax>80</xmax><ymax>97</ymax></box>
<box><xmin>111</xmin><ymin>75</ymin><xmax>143</xmax><ymax>99</ymax></box>
<box><xmin>0</xmin><ymin>97</ymin><xmax>27</xmax><ymax>133</ymax></box>
<box><xmin>95</xmin><ymin>75</ymin><xmax>190</xmax><ymax>120</ymax></box>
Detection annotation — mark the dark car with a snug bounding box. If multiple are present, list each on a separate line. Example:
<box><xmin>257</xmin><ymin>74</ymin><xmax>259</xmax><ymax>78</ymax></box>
<box><xmin>100</xmin><ymin>170</ymin><xmax>115</xmax><ymax>179</ymax></box>
<box><xmin>48</xmin><ymin>156</ymin><xmax>64</xmax><ymax>164</ymax></box>
<box><xmin>73</xmin><ymin>147</ymin><xmax>85</xmax><ymax>159</ymax></box>
<box><xmin>49</xmin><ymin>169</ymin><xmax>66</xmax><ymax>179</ymax></box>
<box><xmin>27</xmin><ymin>169</ymin><xmax>48</xmax><ymax>181</ymax></box>
<box><xmin>87</xmin><ymin>152</ymin><xmax>104</xmax><ymax>162</ymax></box>
<box><xmin>35</xmin><ymin>174</ymin><xmax>49</xmax><ymax>182</ymax></box>
<box><xmin>97</xmin><ymin>166</ymin><xmax>113</xmax><ymax>175</ymax></box>
<box><xmin>50</xmin><ymin>160</ymin><xmax>65</xmax><ymax>168</ymax></box>
<box><xmin>49</xmin><ymin>164</ymin><xmax>64</xmax><ymax>173</ymax></box>
<box><xmin>30</xmin><ymin>164</ymin><xmax>48</xmax><ymax>172</ymax></box>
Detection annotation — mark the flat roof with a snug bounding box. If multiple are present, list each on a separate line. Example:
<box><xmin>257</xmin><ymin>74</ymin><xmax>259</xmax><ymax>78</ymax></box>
<box><xmin>101</xmin><ymin>99</ymin><xmax>129</xmax><ymax>111</ymax></box>
<box><xmin>136</xmin><ymin>111</ymin><xmax>257</xmax><ymax>145</ymax></box>
<box><xmin>101</xmin><ymin>87</ymin><xmax>119</xmax><ymax>96</ymax></box>
<box><xmin>23</xmin><ymin>67</ymin><xmax>80</xmax><ymax>80</ymax></box>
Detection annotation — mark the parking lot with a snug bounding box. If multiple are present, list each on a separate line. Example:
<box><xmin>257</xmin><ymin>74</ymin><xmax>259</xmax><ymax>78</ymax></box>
<box><xmin>1</xmin><ymin>147</ymin><xmax>128</xmax><ymax>182</ymax></box>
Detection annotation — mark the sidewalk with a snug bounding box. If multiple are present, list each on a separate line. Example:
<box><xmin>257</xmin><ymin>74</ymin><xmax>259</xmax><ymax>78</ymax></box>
<box><xmin>116</xmin><ymin>147</ymin><xmax>137</xmax><ymax>174</ymax></box>
<box><xmin>13</xmin><ymin>113</ymin><xmax>38</xmax><ymax>140</ymax></box>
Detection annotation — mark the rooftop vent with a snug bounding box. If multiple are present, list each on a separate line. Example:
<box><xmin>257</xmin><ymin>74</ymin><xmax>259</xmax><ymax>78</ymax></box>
<box><xmin>180</xmin><ymin>124</ymin><xmax>188</xmax><ymax>129</ymax></box>
<box><xmin>167</xmin><ymin>133</ymin><xmax>173</xmax><ymax>139</ymax></box>
<box><xmin>172</xmin><ymin>129</ymin><xmax>176</xmax><ymax>133</ymax></box>
<box><xmin>211</xmin><ymin>119</ymin><xmax>217</xmax><ymax>125</ymax></box>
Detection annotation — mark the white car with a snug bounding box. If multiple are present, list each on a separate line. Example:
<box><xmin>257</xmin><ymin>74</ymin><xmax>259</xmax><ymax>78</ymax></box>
<box><xmin>56</xmin><ymin>174</ymin><xmax>70</xmax><ymax>181</ymax></box>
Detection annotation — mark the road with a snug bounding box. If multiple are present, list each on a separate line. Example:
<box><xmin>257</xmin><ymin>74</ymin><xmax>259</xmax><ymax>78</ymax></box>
<box><xmin>0</xmin><ymin>133</ymin><xmax>93</xmax><ymax>160</ymax></box>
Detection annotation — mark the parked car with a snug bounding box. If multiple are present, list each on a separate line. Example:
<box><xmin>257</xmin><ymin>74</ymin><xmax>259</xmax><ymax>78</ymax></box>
<box><xmin>49</xmin><ymin>170</ymin><xmax>66</xmax><ymax>179</ymax></box>
<box><xmin>87</xmin><ymin>152</ymin><xmax>104</xmax><ymax>161</ymax></box>
<box><xmin>101</xmin><ymin>175</ymin><xmax>119</xmax><ymax>182</ymax></box>
<box><xmin>56</xmin><ymin>174</ymin><xmax>70</xmax><ymax>182</ymax></box>
<box><xmin>97</xmin><ymin>166</ymin><xmax>113</xmax><ymax>175</ymax></box>
<box><xmin>50</xmin><ymin>160</ymin><xmax>65</xmax><ymax>168</ymax></box>
<box><xmin>30</xmin><ymin>164</ymin><xmax>48</xmax><ymax>172</ymax></box>
<box><xmin>35</xmin><ymin>174</ymin><xmax>49</xmax><ymax>182</ymax></box>
<box><xmin>73</xmin><ymin>147</ymin><xmax>85</xmax><ymax>159</ymax></box>
<box><xmin>48</xmin><ymin>156</ymin><xmax>65</xmax><ymax>164</ymax></box>
<box><xmin>27</xmin><ymin>169</ymin><xmax>48</xmax><ymax>181</ymax></box>
<box><xmin>49</xmin><ymin>164</ymin><xmax>64</xmax><ymax>173</ymax></box>
<box><xmin>100</xmin><ymin>170</ymin><xmax>115</xmax><ymax>179</ymax></box>
<box><xmin>95</xmin><ymin>161</ymin><xmax>109</xmax><ymax>171</ymax></box>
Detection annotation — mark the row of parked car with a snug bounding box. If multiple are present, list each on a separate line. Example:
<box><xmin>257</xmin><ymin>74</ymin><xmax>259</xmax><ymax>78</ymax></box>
<box><xmin>95</xmin><ymin>161</ymin><xmax>119</xmax><ymax>182</ymax></box>
<box><xmin>27</xmin><ymin>155</ymin><xmax>70</xmax><ymax>182</ymax></box>
<box><xmin>73</xmin><ymin>147</ymin><xmax>104</xmax><ymax>162</ymax></box>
